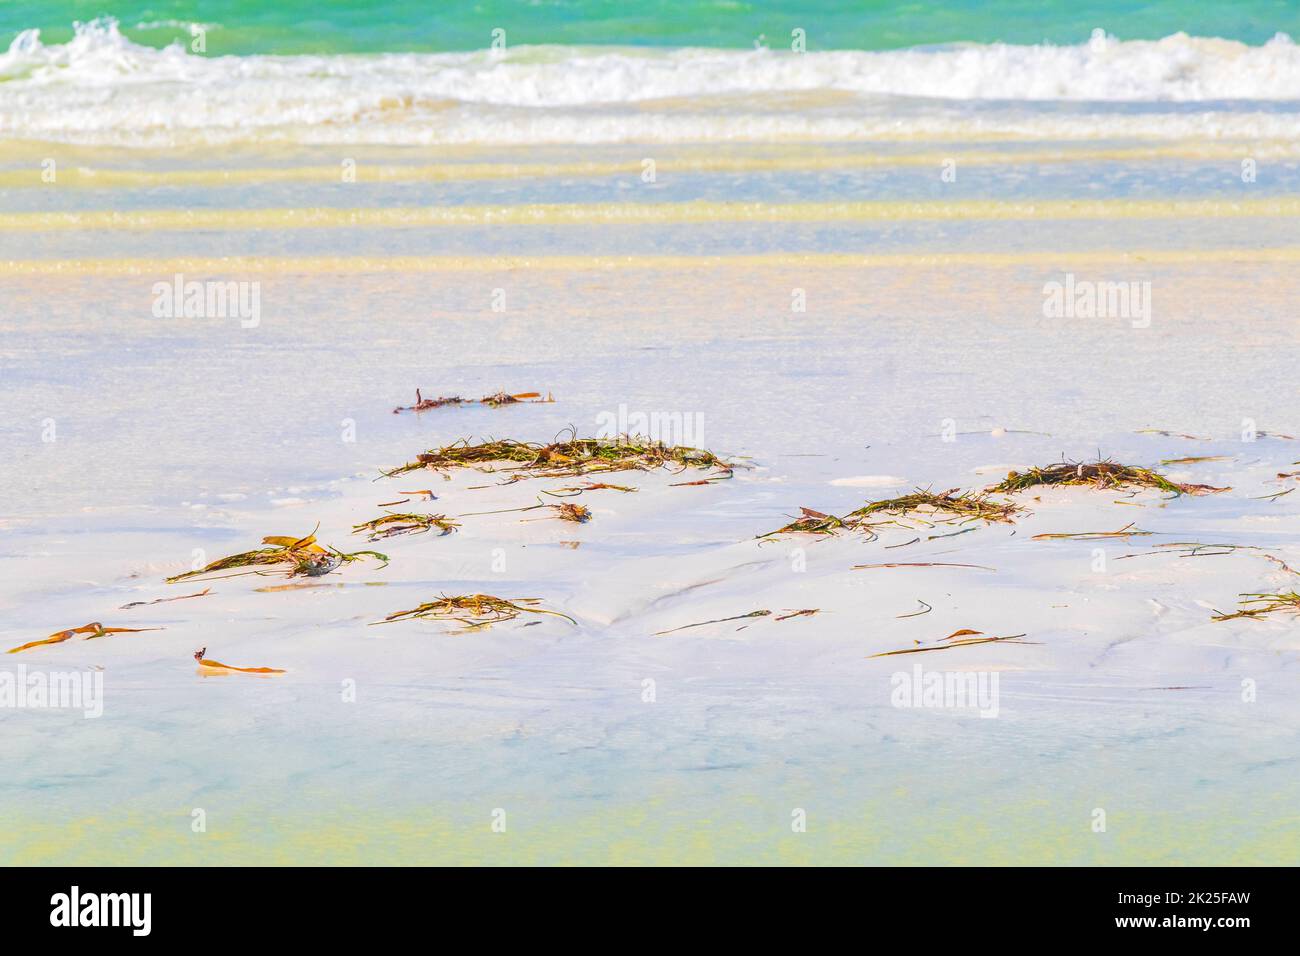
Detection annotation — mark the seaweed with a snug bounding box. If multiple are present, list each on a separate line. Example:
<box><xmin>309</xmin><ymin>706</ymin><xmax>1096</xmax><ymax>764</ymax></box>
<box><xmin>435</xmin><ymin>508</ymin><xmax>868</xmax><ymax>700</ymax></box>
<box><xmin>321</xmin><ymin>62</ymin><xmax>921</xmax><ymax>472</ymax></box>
<box><xmin>8</xmin><ymin>622</ymin><xmax>165</xmax><ymax>654</ymax></box>
<box><xmin>352</xmin><ymin>513</ymin><xmax>459</xmax><ymax>541</ymax></box>
<box><xmin>774</xmin><ymin>608</ymin><xmax>819</xmax><ymax>621</ymax></box>
<box><xmin>1252</xmin><ymin>487</ymin><xmax>1294</xmax><ymax>502</ymax></box>
<box><xmin>375</xmin><ymin>594</ymin><xmax>577</xmax><ymax>629</ymax></box>
<box><xmin>543</xmin><ymin>481</ymin><xmax>637</xmax><ymax>497</ymax></box>
<box><xmin>846</xmin><ymin>488</ymin><xmax>1021</xmax><ymax>525</ymax></box>
<box><xmin>654</xmin><ymin>609</ymin><xmax>771</xmax><ymax>636</ymax></box>
<box><xmin>120</xmin><ymin>588</ymin><xmax>211</xmax><ymax>609</ymax></box>
<box><xmin>761</xmin><ymin>489</ymin><xmax>1017</xmax><ymax>540</ymax></box>
<box><xmin>1117</xmin><ymin>541</ymin><xmax>1262</xmax><ymax>560</ymax></box>
<box><xmin>1136</xmin><ymin>428</ymin><xmax>1210</xmax><ymax>441</ymax></box>
<box><xmin>989</xmin><ymin>459</ymin><xmax>1228</xmax><ymax>496</ymax></box>
<box><xmin>482</xmin><ymin>391</ymin><xmax>553</xmax><ymax>408</ymax></box>
<box><xmin>1032</xmin><ymin>523</ymin><xmax>1153</xmax><ymax>541</ymax></box>
<box><xmin>1210</xmin><ymin>592</ymin><xmax>1300</xmax><ymax>622</ymax></box>
<box><xmin>1265</xmin><ymin>555</ymin><xmax>1299</xmax><ymax>576</ymax></box>
<box><xmin>393</xmin><ymin>389</ymin><xmax>553</xmax><ymax>413</ymax></box>
<box><xmin>757</xmin><ymin>507</ymin><xmax>848</xmax><ymax>539</ymax></box>
<box><xmin>896</xmin><ymin>599</ymin><xmax>933</xmax><ymax>619</ymax></box>
<box><xmin>461</xmin><ymin>500</ymin><xmax>592</xmax><ymax>523</ymax></box>
<box><xmin>382</xmin><ymin>432</ymin><xmax>731</xmax><ymax>481</ymax></box>
<box><xmin>868</xmin><ymin>633</ymin><xmax>1033</xmax><ymax>658</ymax></box>
<box><xmin>194</xmin><ymin>647</ymin><xmax>285</xmax><ymax>674</ymax></box>
<box><xmin>544</xmin><ymin>503</ymin><xmax>591</xmax><ymax>523</ymax></box>
<box><xmin>166</xmin><ymin>529</ymin><xmax>387</xmax><ymax>582</ymax></box>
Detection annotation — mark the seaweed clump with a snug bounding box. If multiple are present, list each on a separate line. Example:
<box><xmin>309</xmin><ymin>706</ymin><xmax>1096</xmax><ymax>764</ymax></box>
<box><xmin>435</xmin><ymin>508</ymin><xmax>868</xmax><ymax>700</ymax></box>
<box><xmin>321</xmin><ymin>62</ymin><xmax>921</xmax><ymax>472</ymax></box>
<box><xmin>1211</xmin><ymin>592</ymin><xmax>1300</xmax><ymax>622</ymax></box>
<box><xmin>393</xmin><ymin>390</ymin><xmax>553</xmax><ymax>413</ymax></box>
<box><xmin>759</xmin><ymin>490</ymin><xmax>1016</xmax><ymax>540</ymax></box>
<box><xmin>989</xmin><ymin>460</ymin><xmax>1228</xmax><ymax>496</ymax></box>
<box><xmin>376</xmin><ymin>594</ymin><xmax>577</xmax><ymax>630</ymax></box>
<box><xmin>352</xmin><ymin>513</ymin><xmax>460</xmax><ymax>541</ymax></box>
<box><xmin>167</xmin><ymin>530</ymin><xmax>387</xmax><ymax>582</ymax></box>
<box><xmin>846</xmin><ymin>488</ymin><xmax>1021</xmax><ymax>526</ymax></box>
<box><xmin>383</xmin><ymin>433</ymin><xmax>731</xmax><ymax>482</ymax></box>
<box><xmin>758</xmin><ymin>508</ymin><xmax>848</xmax><ymax>539</ymax></box>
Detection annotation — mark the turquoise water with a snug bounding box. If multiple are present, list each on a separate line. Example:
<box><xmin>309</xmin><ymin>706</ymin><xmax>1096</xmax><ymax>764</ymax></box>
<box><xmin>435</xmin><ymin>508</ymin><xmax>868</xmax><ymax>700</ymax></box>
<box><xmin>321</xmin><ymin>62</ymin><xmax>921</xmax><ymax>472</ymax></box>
<box><xmin>2</xmin><ymin>1</ymin><xmax>1298</xmax><ymax>53</ymax></box>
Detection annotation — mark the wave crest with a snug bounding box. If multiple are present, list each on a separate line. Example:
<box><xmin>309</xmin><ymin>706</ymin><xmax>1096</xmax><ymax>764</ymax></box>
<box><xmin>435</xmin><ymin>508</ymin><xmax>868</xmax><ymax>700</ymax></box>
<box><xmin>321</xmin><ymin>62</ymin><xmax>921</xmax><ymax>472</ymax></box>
<box><xmin>2</xmin><ymin>18</ymin><xmax>1299</xmax><ymax>146</ymax></box>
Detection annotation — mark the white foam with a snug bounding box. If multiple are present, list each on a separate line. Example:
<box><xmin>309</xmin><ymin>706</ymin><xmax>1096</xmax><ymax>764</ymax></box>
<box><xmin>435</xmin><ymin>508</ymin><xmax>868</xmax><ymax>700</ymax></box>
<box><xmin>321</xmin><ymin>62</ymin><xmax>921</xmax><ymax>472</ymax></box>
<box><xmin>2</xmin><ymin>19</ymin><xmax>1299</xmax><ymax>146</ymax></box>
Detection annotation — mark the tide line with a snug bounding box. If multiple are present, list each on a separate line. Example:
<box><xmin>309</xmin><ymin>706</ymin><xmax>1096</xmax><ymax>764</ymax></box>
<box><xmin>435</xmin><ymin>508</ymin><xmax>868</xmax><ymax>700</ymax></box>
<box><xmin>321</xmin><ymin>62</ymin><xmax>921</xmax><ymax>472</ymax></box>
<box><xmin>4</xmin><ymin>198</ymin><xmax>1300</xmax><ymax>232</ymax></box>
<box><xmin>6</xmin><ymin>249</ymin><xmax>1300</xmax><ymax>276</ymax></box>
<box><xmin>1</xmin><ymin>143</ymin><xmax>1296</xmax><ymax>188</ymax></box>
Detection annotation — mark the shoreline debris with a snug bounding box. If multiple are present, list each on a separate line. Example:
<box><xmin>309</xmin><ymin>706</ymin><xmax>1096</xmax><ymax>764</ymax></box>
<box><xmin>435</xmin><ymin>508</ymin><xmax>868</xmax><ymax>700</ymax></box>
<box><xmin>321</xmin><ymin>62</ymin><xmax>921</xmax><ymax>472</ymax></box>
<box><xmin>393</xmin><ymin>389</ymin><xmax>553</xmax><ymax>413</ymax></box>
<box><xmin>1211</xmin><ymin>592</ymin><xmax>1300</xmax><ymax>622</ymax></box>
<box><xmin>774</xmin><ymin>608</ymin><xmax>820</xmax><ymax>621</ymax></box>
<box><xmin>760</xmin><ymin>489</ymin><xmax>1018</xmax><ymax>540</ymax></box>
<box><xmin>194</xmin><ymin>647</ymin><xmax>285</xmax><ymax>674</ymax></box>
<box><xmin>868</xmin><ymin>633</ymin><xmax>1033</xmax><ymax>658</ymax></box>
<box><xmin>382</xmin><ymin>433</ymin><xmax>732</xmax><ymax>482</ymax></box>
<box><xmin>120</xmin><ymin>588</ymin><xmax>212</xmax><ymax>609</ymax></box>
<box><xmin>9</xmin><ymin>622</ymin><xmax>165</xmax><ymax>654</ymax></box>
<box><xmin>1032</xmin><ymin>523</ymin><xmax>1152</xmax><ymax>541</ymax></box>
<box><xmin>989</xmin><ymin>460</ymin><xmax>1228</xmax><ymax>496</ymax></box>
<box><xmin>654</xmin><ymin>609</ymin><xmax>771</xmax><ymax>636</ymax></box>
<box><xmin>352</xmin><ymin>513</ymin><xmax>460</xmax><ymax>540</ymax></box>
<box><xmin>167</xmin><ymin>529</ymin><xmax>387</xmax><ymax>582</ymax></box>
<box><xmin>375</xmin><ymin>594</ymin><xmax>577</xmax><ymax>629</ymax></box>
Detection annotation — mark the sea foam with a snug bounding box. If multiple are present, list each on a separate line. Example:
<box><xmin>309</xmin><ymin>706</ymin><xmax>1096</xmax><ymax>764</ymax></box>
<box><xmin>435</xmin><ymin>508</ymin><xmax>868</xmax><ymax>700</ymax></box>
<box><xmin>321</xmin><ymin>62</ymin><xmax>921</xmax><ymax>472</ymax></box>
<box><xmin>2</xmin><ymin>19</ymin><xmax>1299</xmax><ymax>145</ymax></box>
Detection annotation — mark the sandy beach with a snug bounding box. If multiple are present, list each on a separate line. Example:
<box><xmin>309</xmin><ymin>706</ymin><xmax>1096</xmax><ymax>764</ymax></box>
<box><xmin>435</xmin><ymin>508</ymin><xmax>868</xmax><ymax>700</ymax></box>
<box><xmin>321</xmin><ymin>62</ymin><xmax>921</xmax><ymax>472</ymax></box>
<box><xmin>1</xmin><ymin>14</ymin><xmax>1298</xmax><ymax>866</ymax></box>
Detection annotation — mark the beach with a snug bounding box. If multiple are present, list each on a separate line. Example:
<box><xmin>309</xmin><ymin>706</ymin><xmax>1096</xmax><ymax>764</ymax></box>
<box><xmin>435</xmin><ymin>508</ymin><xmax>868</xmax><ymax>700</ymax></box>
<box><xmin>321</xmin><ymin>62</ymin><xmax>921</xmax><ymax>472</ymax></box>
<box><xmin>1</xmin><ymin>13</ymin><xmax>1298</xmax><ymax>865</ymax></box>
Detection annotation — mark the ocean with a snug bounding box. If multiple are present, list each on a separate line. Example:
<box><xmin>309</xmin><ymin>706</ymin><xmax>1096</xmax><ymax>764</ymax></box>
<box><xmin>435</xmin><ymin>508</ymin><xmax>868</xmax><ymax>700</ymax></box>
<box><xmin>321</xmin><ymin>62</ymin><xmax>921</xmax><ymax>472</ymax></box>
<box><xmin>5</xmin><ymin>1</ymin><xmax>1300</xmax><ymax>52</ymax></box>
<box><xmin>1</xmin><ymin>9</ymin><xmax>1299</xmax><ymax>148</ymax></box>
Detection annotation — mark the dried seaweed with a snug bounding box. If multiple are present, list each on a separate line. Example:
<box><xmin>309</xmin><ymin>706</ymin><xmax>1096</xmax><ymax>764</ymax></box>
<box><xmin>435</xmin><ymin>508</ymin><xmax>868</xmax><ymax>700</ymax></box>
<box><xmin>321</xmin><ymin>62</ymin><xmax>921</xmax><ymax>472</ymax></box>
<box><xmin>461</xmin><ymin>500</ymin><xmax>592</xmax><ymax>523</ymax></box>
<box><xmin>896</xmin><ymin>599</ymin><xmax>933</xmax><ymax>619</ymax></box>
<box><xmin>1211</xmin><ymin>592</ymin><xmax>1300</xmax><ymax>622</ymax></box>
<box><xmin>758</xmin><ymin>507</ymin><xmax>848</xmax><ymax>539</ymax></box>
<box><xmin>762</xmin><ymin>489</ymin><xmax>1017</xmax><ymax>540</ymax></box>
<box><xmin>9</xmin><ymin>622</ymin><xmax>164</xmax><ymax>654</ymax></box>
<box><xmin>1032</xmin><ymin>523</ymin><xmax>1153</xmax><ymax>541</ymax></box>
<box><xmin>543</xmin><ymin>481</ymin><xmax>637</xmax><ymax>497</ymax></box>
<box><xmin>375</xmin><ymin>594</ymin><xmax>577</xmax><ymax>630</ymax></box>
<box><xmin>120</xmin><ymin>588</ymin><xmax>211</xmax><ymax>609</ymax></box>
<box><xmin>774</xmin><ymin>608</ymin><xmax>820</xmax><ymax>621</ymax></box>
<box><xmin>167</xmin><ymin>529</ymin><xmax>387</xmax><ymax>582</ymax></box>
<box><xmin>1117</xmin><ymin>541</ymin><xmax>1262</xmax><ymax>560</ymax></box>
<box><xmin>868</xmin><ymin>633</ymin><xmax>1033</xmax><ymax>658</ymax></box>
<box><xmin>1252</xmin><ymin>487</ymin><xmax>1294</xmax><ymax>502</ymax></box>
<box><xmin>382</xmin><ymin>432</ymin><xmax>731</xmax><ymax>481</ymax></box>
<box><xmin>1136</xmin><ymin>428</ymin><xmax>1210</xmax><ymax>441</ymax></box>
<box><xmin>846</xmin><ymin>488</ymin><xmax>1021</xmax><ymax>525</ymax></box>
<box><xmin>654</xmin><ymin>610</ymin><xmax>771</xmax><ymax>636</ymax></box>
<box><xmin>989</xmin><ymin>460</ymin><xmax>1228</xmax><ymax>496</ymax></box>
<box><xmin>193</xmin><ymin>647</ymin><xmax>285</xmax><ymax>674</ymax></box>
<box><xmin>393</xmin><ymin>389</ymin><xmax>553</xmax><ymax>413</ymax></box>
<box><xmin>352</xmin><ymin>513</ymin><xmax>459</xmax><ymax>541</ymax></box>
